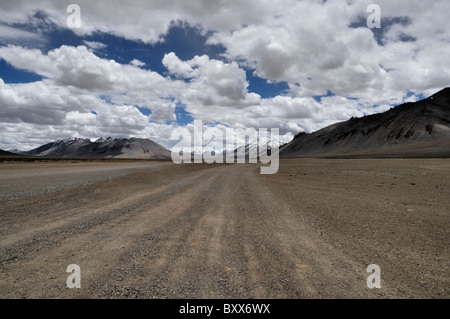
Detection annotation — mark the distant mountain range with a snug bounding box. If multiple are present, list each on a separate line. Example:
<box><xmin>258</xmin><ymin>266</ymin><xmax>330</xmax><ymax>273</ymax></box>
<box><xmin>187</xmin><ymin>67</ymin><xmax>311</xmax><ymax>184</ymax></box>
<box><xmin>0</xmin><ymin>149</ymin><xmax>19</xmax><ymax>157</ymax></box>
<box><xmin>280</xmin><ymin>88</ymin><xmax>450</xmax><ymax>158</ymax></box>
<box><xmin>230</xmin><ymin>139</ymin><xmax>281</xmax><ymax>160</ymax></box>
<box><xmin>3</xmin><ymin>88</ymin><xmax>450</xmax><ymax>160</ymax></box>
<box><xmin>185</xmin><ymin>139</ymin><xmax>280</xmax><ymax>161</ymax></box>
<box><xmin>9</xmin><ymin>137</ymin><xmax>170</xmax><ymax>159</ymax></box>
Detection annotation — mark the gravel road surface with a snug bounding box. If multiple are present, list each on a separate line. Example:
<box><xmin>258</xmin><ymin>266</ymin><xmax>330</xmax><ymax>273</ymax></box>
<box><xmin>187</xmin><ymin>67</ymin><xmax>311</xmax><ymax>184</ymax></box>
<box><xmin>0</xmin><ymin>159</ymin><xmax>448</xmax><ymax>298</ymax></box>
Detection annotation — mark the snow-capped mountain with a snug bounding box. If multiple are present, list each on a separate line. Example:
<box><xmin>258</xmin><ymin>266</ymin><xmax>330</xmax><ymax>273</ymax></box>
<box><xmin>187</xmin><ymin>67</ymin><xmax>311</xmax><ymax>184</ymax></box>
<box><xmin>22</xmin><ymin>137</ymin><xmax>170</xmax><ymax>159</ymax></box>
<box><xmin>7</xmin><ymin>148</ymin><xmax>27</xmax><ymax>155</ymax></box>
<box><xmin>235</xmin><ymin>139</ymin><xmax>281</xmax><ymax>159</ymax></box>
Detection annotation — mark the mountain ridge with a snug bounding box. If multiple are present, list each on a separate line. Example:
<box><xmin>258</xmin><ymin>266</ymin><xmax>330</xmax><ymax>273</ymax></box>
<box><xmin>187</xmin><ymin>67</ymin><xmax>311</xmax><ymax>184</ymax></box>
<box><xmin>0</xmin><ymin>149</ymin><xmax>20</xmax><ymax>157</ymax></box>
<box><xmin>21</xmin><ymin>137</ymin><xmax>171</xmax><ymax>159</ymax></box>
<box><xmin>280</xmin><ymin>88</ymin><xmax>450</xmax><ymax>158</ymax></box>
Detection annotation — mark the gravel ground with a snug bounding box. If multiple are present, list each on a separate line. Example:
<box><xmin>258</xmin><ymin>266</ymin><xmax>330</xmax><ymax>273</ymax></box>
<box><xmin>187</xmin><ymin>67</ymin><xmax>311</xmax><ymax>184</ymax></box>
<box><xmin>0</xmin><ymin>161</ymin><xmax>171</xmax><ymax>200</ymax></box>
<box><xmin>0</xmin><ymin>159</ymin><xmax>448</xmax><ymax>298</ymax></box>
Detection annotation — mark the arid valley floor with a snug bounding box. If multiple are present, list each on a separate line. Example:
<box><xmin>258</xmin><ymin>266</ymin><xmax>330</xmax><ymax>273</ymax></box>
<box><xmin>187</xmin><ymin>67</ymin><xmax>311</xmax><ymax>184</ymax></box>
<box><xmin>0</xmin><ymin>159</ymin><xmax>448</xmax><ymax>298</ymax></box>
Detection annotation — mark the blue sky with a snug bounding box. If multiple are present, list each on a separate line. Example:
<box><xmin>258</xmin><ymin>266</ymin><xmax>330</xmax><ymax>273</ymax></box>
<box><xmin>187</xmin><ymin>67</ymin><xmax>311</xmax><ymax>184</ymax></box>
<box><xmin>0</xmin><ymin>17</ymin><xmax>290</xmax><ymax>129</ymax></box>
<box><xmin>0</xmin><ymin>0</ymin><xmax>449</xmax><ymax>150</ymax></box>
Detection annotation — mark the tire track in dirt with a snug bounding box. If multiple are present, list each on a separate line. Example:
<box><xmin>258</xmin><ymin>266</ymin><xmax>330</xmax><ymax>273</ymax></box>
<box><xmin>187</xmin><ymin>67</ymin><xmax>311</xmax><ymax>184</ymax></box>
<box><xmin>246</xmin><ymin>168</ymin><xmax>387</xmax><ymax>298</ymax></box>
<box><xmin>2</xmin><ymin>160</ymin><xmax>446</xmax><ymax>298</ymax></box>
<box><xmin>0</xmin><ymin>165</ymin><xmax>216</xmax><ymax>298</ymax></box>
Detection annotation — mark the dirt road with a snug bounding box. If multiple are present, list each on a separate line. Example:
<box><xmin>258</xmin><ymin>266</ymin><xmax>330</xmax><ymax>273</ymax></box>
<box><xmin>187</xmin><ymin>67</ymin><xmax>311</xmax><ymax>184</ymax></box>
<box><xmin>0</xmin><ymin>159</ymin><xmax>448</xmax><ymax>298</ymax></box>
